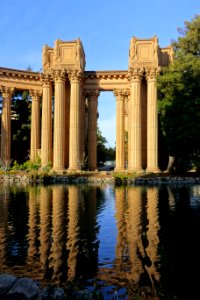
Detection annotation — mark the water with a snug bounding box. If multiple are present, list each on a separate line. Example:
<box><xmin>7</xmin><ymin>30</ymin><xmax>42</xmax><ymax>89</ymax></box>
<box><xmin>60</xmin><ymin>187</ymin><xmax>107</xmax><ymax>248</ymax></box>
<box><xmin>0</xmin><ymin>183</ymin><xmax>200</xmax><ymax>299</ymax></box>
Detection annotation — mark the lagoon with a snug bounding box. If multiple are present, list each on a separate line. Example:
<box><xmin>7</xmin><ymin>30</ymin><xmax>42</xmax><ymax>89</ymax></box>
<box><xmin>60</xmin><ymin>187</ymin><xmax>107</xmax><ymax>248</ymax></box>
<box><xmin>0</xmin><ymin>183</ymin><xmax>200</xmax><ymax>299</ymax></box>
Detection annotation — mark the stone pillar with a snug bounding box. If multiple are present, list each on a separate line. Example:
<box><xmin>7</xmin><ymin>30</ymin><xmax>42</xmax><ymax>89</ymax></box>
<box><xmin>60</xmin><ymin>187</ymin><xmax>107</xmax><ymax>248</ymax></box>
<box><xmin>53</xmin><ymin>70</ymin><xmax>66</xmax><ymax>170</ymax></box>
<box><xmin>41</xmin><ymin>74</ymin><xmax>52</xmax><ymax>167</ymax></box>
<box><xmin>128</xmin><ymin>70</ymin><xmax>143</xmax><ymax>172</ymax></box>
<box><xmin>30</xmin><ymin>90</ymin><xmax>41</xmax><ymax>161</ymax></box>
<box><xmin>114</xmin><ymin>89</ymin><xmax>126</xmax><ymax>171</ymax></box>
<box><xmin>0</xmin><ymin>86</ymin><xmax>14</xmax><ymax>161</ymax></box>
<box><xmin>68</xmin><ymin>70</ymin><xmax>82</xmax><ymax>171</ymax></box>
<box><xmin>87</xmin><ymin>89</ymin><xmax>99</xmax><ymax>171</ymax></box>
<box><xmin>146</xmin><ymin>69</ymin><xmax>160</xmax><ymax>172</ymax></box>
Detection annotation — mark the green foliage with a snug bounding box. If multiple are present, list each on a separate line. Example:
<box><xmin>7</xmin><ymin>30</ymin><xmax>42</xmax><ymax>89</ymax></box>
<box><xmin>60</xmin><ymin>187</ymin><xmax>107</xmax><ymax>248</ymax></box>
<box><xmin>97</xmin><ymin>126</ymin><xmax>115</xmax><ymax>164</ymax></box>
<box><xmin>11</xmin><ymin>90</ymin><xmax>31</xmax><ymax>163</ymax></box>
<box><xmin>157</xmin><ymin>14</ymin><xmax>200</xmax><ymax>172</ymax></box>
<box><xmin>12</xmin><ymin>156</ymin><xmax>41</xmax><ymax>172</ymax></box>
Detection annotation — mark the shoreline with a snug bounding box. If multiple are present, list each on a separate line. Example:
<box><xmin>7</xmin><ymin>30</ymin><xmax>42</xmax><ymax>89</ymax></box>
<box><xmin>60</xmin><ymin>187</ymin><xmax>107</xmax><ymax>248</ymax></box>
<box><xmin>1</xmin><ymin>171</ymin><xmax>200</xmax><ymax>186</ymax></box>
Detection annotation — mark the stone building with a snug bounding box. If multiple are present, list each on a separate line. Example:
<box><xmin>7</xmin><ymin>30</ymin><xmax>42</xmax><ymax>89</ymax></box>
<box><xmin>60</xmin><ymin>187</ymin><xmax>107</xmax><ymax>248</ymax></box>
<box><xmin>0</xmin><ymin>36</ymin><xmax>172</xmax><ymax>172</ymax></box>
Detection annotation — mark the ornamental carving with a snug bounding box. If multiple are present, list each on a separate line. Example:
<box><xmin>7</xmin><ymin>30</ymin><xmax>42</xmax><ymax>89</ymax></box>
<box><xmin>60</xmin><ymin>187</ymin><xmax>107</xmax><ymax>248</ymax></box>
<box><xmin>0</xmin><ymin>86</ymin><xmax>14</xmax><ymax>98</ymax></box>
<box><xmin>29</xmin><ymin>90</ymin><xmax>42</xmax><ymax>100</ymax></box>
<box><xmin>84</xmin><ymin>89</ymin><xmax>100</xmax><ymax>100</ymax></box>
<box><xmin>128</xmin><ymin>68</ymin><xmax>144</xmax><ymax>81</ymax></box>
<box><xmin>40</xmin><ymin>73</ymin><xmax>52</xmax><ymax>85</ymax></box>
<box><xmin>146</xmin><ymin>68</ymin><xmax>160</xmax><ymax>80</ymax></box>
<box><xmin>113</xmin><ymin>88</ymin><xmax>130</xmax><ymax>99</ymax></box>
<box><xmin>52</xmin><ymin>69</ymin><xmax>66</xmax><ymax>82</ymax></box>
<box><xmin>67</xmin><ymin>69</ymin><xmax>83</xmax><ymax>82</ymax></box>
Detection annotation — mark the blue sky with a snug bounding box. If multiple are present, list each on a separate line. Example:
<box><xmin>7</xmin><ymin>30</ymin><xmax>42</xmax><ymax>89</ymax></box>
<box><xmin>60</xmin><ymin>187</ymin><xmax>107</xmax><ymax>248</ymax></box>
<box><xmin>0</xmin><ymin>0</ymin><xmax>199</xmax><ymax>147</ymax></box>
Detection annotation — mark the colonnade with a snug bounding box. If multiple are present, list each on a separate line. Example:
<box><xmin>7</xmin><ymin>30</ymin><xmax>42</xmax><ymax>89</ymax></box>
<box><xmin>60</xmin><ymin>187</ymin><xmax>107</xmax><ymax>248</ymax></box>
<box><xmin>0</xmin><ymin>67</ymin><xmax>159</xmax><ymax>173</ymax></box>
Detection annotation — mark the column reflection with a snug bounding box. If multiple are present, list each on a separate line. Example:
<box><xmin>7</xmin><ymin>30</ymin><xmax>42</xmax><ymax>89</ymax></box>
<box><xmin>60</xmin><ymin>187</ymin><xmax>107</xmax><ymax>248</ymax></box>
<box><xmin>145</xmin><ymin>187</ymin><xmax>160</xmax><ymax>283</ymax></box>
<box><xmin>27</xmin><ymin>186</ymin><xmax>40</xmax><ymax>265</ymax></box>
<box><xmin>39</xmin><ymin>186</ymin><xmax>52</xmax><ymax>280</ymax></box>
<box><xmin>0</xmin><ymin>187</ymin><xmax>9</xmax><ymax>270</ymax></box>
<box><xmin>49</xmin><ymin>185</ymin><xmax>67</xmax><ymax>284</ymax></box>
<box><xmin>127</xmin><ymin>186</ymin><xmax>145</xmax><ymax>282</ymax></box>
<box><xmin>67</xmin><ymin>185</ymin><xmax>80</xmax><ymax>280</ymax></box>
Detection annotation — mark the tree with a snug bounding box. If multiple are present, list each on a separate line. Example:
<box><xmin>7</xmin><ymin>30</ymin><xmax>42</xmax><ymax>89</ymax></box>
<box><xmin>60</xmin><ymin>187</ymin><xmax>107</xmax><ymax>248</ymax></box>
<box><xmin>97</xmin><ymin>126</ymin><xmax>115</xmax><ymax>165</ymax></box>
<box><xmin>11</xmin><ymin>90</ymin><xmax>31</xmax><ymax>163</ymax></box>
<box><xmin>157</xmin><ymin>14</ymin><xmax>200</xmax><ymax>172</ymax></box>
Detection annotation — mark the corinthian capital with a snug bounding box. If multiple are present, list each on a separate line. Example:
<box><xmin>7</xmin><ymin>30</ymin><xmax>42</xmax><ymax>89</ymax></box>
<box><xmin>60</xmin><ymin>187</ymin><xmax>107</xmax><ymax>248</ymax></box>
<box><xmin>30</xmin><ymin>90</ymin><xmax>42</xmax><ymax>101</ymax></box>
<box><xmin>40</xmin><ymin>73</ymin><xmax>52</xmax><ymax>85</ymax></box>
<box><xmin>67</xmin><ymin>68</ymin><xmax>82</xmax><ymax>82</ymax></box>
<box><xmin>0</xmin><ymin>86</ymin><xmax>14</xmax><ymax>98</ymax></box>
<box><xmin>113</xmin><ymin>88</ymin><xmax>130</xmax><ymax>99</ymax></box>
<box><xmin>84</xmin><ymin>89</ymin><xmax>100</xmax><ymax>100</ymax></box>
<box><xmin>146</xmin><ymin>68</ymin><xmax>160</xmax><ymax>81</ymax></box>
<box><xmin>128</xmin><ymin>67</ymin><xmax>144</xmax><ymax>82</ymax></box>
<box><xmin>52</xmin><ymin>69</ymin><xmax>66</xmax><ymax>82</ymax></box>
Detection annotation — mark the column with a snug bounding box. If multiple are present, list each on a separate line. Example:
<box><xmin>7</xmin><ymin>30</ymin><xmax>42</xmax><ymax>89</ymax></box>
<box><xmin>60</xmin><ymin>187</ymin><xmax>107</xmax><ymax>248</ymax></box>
<box><xmin>41</xmin><ymin>74</ymin><xmax>52</xmax><ymax>167</ymax></box>
<box><xmin>68</xmin><ymin>70</ymin><xmax>82</xmax><ymax>171</ymax></box>
<box><xmin>53</xmin><ymin>70</ymin><xmax>66</xmax><ymax>170</ymax></box>
<box><xmin>114</xmin><ymin>89</ymin><xmax>125</xmax><ymax>171</ymax></box>
<box><xmin>146</xmin><ymin>69</ymin><xmax>160</xmax><ymax>172</ymax></box>
<box><xmin>0</xmin><ymin>86</ymin><xmax>14</xmax><ymax>161</ymax></box>
<box><xmin>30</xmin><ymin>90</ymin><xmax>41</xmax><ymax>161</ymax></box>
<box><xmin>128</xmin><ymin>70</ymin><xmax>143</xmax><ymax>172</ymax></box>
<box><xmin>87</xmin><ymin>89</ymin><xmax>99</xmax><ymax>170</ymax></box>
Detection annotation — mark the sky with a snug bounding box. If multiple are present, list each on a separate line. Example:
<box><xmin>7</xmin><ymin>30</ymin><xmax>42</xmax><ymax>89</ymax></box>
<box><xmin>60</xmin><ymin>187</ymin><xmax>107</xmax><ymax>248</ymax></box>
<box><xmin>0</xmin><ymin>0</ymin><xmax>199</xmax><ymax>147</ymax></box>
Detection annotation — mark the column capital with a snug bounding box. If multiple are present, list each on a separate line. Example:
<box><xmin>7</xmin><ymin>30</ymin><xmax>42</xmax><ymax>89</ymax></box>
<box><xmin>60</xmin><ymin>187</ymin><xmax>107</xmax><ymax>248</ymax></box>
<box><xmin>52</xmin><ymin>69</ymin><xmax>66</xmax><ymax>82</ymax></box>
<box><xmin>0</xmin><ymin>86</ymin><xmax>14</xmax><ymax>98</ymax></box>
<box><xmin>84</xmin><ymin>89</ymin><xmax>100</xmax><ymax>100</ymax></box>
<box><xmin>128</xmin><ymin>68</ymin><xmax>144</xmax><ymax>82</ymax></box>
<box><xmin>40</xmin><ymin>73</ymin><xmax>52</xmax><ymax>86</ymax></box>
<box><xmin>30</xmin><ymin>90</ymin><xmax>42</xmax><ymax>101</ymax></box>
<box><xmin>113</xmin><ymin>88</ymin><xmax>130</xmax><ymax>100</ymax></box>
<box><xmin>146</xmin><ymin>68</ymin><xmax>160</xmax><ymax>81</ymax></box>
<box><xmin>67</xmin><ymin>69</ymin><xmax>82</xmax><ymax>83</ymax></box>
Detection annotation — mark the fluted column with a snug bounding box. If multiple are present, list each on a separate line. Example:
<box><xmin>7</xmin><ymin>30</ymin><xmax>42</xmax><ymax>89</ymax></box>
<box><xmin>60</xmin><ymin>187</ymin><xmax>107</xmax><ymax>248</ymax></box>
<box><xmin>87</xmin><ymin>89</ymin><xmax>99</xmax><ymax>170</ymax></box>
<box><xmin>114</xmin><ymin>89</ymin><xmax>126</xmax><ymax>171</ymax></box>
<box><xmin>53</xmin><ymin>70</ymin><xmax>66</xmax><ymax>170</ymax></box>
<box><xmin>41</xmin><ymin>74</ymin><xmax>52</xmax><ymax>167</ymax></box>
<box><xmin>146</xmin><ymin>69</ymin><xmax>160</xmax><ymax>172</ymax></box>
<box><xmin>128</xmin><ymin>70</ymin><xmax>143</xmax><ymax>172</ymax></box>
<box><xmin>68</xmin><ymin>70</ymin><xmax>82</xmax><ymax>171</ymax></box>
<box><xmin>0</xmin><ymin>86</ymin><xmax>14</xmax><ymax>160</ymax></box>
<box><xmin>30</xmin><ymin>90</ymin><xmax>41</xmax><ymax>161</ymax></box>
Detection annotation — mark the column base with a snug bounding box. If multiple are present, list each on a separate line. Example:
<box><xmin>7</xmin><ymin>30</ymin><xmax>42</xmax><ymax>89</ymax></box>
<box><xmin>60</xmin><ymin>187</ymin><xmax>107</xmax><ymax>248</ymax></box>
<box><xmin>67</xmin><ymin>167</ymin><xmax>81</xmax><ymax>172</ymax></box>
<box><xmin>114</xmin><ymin>167</ymin><xmax>126</xmax><ymax>172</ymax></box>
<box><xmin>146</xmin><ymin>167</ymin><xmax>160</xmax><ymax>173</ymax></box>
<box><xmin>51</xmin><ymin>168</ymin><xmax>66</xmax><ymax>174</ymax></box>
<box><xmin>128</xmin><ymin>167</ymin><xmax>144</xmax><ymax>173</ymax></box>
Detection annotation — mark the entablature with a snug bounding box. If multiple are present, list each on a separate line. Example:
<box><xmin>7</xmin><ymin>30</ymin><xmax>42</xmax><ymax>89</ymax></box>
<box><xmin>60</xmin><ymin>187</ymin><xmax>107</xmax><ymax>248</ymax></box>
<box><xmin>0</xmin><ymin>67</ymin><xmax>42</xmax><ymax>92</ymax></box>
<box><xmin>84</xmin><ymin>70</ymin><xmax>129</xmax><ymax>91</ymax></box>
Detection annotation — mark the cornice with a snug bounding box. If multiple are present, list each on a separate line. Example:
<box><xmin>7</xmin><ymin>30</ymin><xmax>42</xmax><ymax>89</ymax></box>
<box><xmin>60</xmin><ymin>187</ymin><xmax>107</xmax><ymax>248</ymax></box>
<box><xmin>84</xmin><ymin>70</ymin><xmax>128</xmax><ymax>80</ymax></box>
<box><xmin>0</xmin><ymin>67</ymin><xmax>40</xmax><ymax>81</ymax></box>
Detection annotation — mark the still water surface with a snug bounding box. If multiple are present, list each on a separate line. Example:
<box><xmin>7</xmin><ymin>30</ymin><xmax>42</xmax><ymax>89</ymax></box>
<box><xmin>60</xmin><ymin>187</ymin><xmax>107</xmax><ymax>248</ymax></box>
<box><xmin>0</xmin><ymin>183</ymin><xmax>200</xmax><ymax>299</ymax></box>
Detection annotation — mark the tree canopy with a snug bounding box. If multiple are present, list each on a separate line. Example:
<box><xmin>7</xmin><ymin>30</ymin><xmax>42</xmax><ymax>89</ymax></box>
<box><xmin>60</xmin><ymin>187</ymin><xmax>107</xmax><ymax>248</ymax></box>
<box><xmin>157</xmin><ymin>14</ymin><xmax>200</xmax><ymax>172</ymax></box>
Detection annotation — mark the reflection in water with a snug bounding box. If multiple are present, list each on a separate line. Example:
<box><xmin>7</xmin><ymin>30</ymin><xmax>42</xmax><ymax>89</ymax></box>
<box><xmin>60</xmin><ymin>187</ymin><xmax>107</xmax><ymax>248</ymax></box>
<box><xmin>0</xmin><ymin>183</ymin><xmax>200</xmax><ymax>298</ymax></box>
